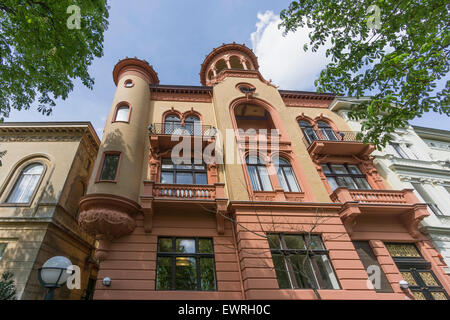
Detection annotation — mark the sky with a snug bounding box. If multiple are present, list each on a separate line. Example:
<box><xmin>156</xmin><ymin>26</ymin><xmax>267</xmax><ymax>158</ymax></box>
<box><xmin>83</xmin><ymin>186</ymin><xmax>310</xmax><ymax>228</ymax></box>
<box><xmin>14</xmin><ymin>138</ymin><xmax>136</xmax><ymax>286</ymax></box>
<box><xmin>6</xmin><ymin>1</ymin><xmax>450</xmax><ymax>138</ymax></box>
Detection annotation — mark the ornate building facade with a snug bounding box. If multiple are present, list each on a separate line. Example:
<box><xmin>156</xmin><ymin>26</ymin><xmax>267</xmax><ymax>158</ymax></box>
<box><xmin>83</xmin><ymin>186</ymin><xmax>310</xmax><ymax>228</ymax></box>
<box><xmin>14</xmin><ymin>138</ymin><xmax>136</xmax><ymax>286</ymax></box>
<box><xmin>78</xmin><ymin>43</ymin><xmax>450</xmax><ymax>300</ymax></box>
<box><xmin>330</xmin><ymin>100</ymin><xmax>450</xmax><ymax>272</ymax></box>
<box><xmin>0</xmin><ymin>122</ymin><xmax>99</xmax><ymax>299</ymax></box>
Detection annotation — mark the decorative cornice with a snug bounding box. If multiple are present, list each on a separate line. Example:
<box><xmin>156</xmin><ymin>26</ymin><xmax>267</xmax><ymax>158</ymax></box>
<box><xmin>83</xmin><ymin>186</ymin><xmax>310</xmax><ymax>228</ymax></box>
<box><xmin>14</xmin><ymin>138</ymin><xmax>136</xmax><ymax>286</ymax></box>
<box><xmin>150</xmin><ymin>84</ymin><xmax>212</xmax><ymax>103</ymax></box>
<box><xmin>279</xmin><ymin>90</ymin><xmax>335</xmax><ymax>108</ymax></box>
<box><xmin>210</xmin><ymin>69</ymin><xmax>277</xmax><ymax>88</ymax></box>
<box><xmin>0</xmin><ymin>123</ymin><xmax>100</xmax><ymax>151</ymax></box>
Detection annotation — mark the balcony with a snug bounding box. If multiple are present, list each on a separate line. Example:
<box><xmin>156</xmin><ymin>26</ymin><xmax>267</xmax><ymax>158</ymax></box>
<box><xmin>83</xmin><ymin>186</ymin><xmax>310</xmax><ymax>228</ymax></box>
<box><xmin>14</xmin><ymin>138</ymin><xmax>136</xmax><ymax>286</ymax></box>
<box><xmin>146</xmin><ymin>182</ymin><xmax>218</xmax><ymax>201</ymax></box>
<box><xmin>148</xmin><ymin>123</ymin><xmax>216</xmax><ymax>150</ymax></box>
<box><xmin>330</xmin><ymin>188</ymin><xmax>411</xmax><ymax>204</ymax></box>
<box><xmin>302</xmin><ymin>130</ymin><xmax>374</xmax><ymax>158</ymax></box>
<box><xmin>149</xmin><ymin>123</ymin><xmax>216</xmax><ymax>136</ymax></box>
<box><xmin>330</xmin><ymin>187</ymin><xmax>429</xmax><ymax>238</ymax></box>
<box><xmin>140</xmin><ymin>181</ymin><xmax>228</xmax><ymax>234</ymax></box>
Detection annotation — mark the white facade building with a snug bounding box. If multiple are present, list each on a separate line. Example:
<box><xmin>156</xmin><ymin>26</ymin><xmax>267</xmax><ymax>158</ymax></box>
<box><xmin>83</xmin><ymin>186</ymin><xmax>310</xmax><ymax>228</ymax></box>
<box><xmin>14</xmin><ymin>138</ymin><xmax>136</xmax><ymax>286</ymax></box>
<box><xmin>330</xmin><ymin>98</ymin><xmax>450</xmax><ymax>272</ymax></box>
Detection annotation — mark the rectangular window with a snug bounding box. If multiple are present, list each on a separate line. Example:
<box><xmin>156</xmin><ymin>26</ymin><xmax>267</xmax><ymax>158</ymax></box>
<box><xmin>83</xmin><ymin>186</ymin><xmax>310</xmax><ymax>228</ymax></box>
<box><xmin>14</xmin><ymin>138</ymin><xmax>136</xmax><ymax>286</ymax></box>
<box><xmin>353</xmin><ymin>241</ymin><xmax>393</xmax><ymax>293</ymax></box>
<box><xmin>411</xmin><ymin>183</ymin><xmax>445</xmax><ymax>216</ymax></box>
<box><xmin>391</xmin><ymin>143</ymin><xmax>409</xmax><ymax>159</ymax></box>
<box><xmin>156</xmin><ymin>237</ymin><xmax>217</xmax><ymax>291</ymax></box>
<box><xmin>160</xmin><ymin>159</ymin><xmax>208</xmax><ymax>185</ymax></box>
<box><xmin>0</xmin><ymin>243</ymin><xmax>7</xmax><ymax>260</ymax></box>
<box><xmin>322</xmin><ymin>163</ymin><xmax>371</xmax><ymax>191</ymax></box>
<box><xmin>99</xmin><ymin>153</ymin><xmax>120</xmax><ymax>181</ymax></box>
<box><xmin>268</xmin><ymin>234</ymin><xmax>340</xmax><ymax>290</ymax></box>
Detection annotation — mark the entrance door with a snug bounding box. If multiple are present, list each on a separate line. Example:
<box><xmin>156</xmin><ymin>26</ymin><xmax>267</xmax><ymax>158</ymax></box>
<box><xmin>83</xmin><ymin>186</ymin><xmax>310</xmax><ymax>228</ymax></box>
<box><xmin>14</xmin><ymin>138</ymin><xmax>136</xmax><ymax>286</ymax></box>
<box><xmin>386</xmin><ymin>243</ymin><xmax>448</xmax><ymax>300</ymax></box>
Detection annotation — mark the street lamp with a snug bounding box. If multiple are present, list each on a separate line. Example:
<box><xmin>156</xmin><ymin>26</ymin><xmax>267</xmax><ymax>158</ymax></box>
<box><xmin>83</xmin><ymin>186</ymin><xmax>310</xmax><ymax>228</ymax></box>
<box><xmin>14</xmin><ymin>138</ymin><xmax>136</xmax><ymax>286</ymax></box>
<box><xmin>38</xmin><ymin>256</ymin><xmax>73</xmax><ymax>300</ymax></box>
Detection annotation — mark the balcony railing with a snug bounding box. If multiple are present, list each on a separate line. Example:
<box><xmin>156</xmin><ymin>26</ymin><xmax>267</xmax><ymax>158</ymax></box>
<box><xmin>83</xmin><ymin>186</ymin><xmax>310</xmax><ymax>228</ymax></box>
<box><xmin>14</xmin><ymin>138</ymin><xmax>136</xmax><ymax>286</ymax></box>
<box><xmin>142</xmin><ymin>181</ymin><xmax>225</xmax><ymax>202</ymax></box>
<box><xmin>330</xmin><ymin>188</ymin><xmax>415</xmax><ymax>204</ymax></box>
<box><xmin>302</xmin><ymin>130</ymin><xmax>361</xmax><ymax>148</ymax></box>
<box><xmin>153</xmin><ymin>183</ymin><xmax>216</xmax><ymax>200</ymax></box>
<box><xmin>148</xmin><ymin>123</ymin><xmax>216</xmax><ymax>137</ymax></box>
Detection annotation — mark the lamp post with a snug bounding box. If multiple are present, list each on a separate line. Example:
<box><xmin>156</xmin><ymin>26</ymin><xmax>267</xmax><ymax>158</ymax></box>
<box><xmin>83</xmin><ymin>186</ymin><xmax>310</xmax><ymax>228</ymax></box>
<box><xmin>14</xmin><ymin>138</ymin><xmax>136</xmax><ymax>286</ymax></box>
<box><xmin>37</xmin><ymin>256</ymin><xmax>73</xmax><ymax>300</ymax></box>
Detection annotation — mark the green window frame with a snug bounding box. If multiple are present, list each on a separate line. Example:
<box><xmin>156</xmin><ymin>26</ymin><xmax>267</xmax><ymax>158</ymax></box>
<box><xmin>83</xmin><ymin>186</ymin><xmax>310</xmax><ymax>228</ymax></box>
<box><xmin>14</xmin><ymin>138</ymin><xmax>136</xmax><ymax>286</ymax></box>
<box><xmin>156</xmin><ymin>237</ymin><xmax>217</xmax><ymax>291</ymax></box>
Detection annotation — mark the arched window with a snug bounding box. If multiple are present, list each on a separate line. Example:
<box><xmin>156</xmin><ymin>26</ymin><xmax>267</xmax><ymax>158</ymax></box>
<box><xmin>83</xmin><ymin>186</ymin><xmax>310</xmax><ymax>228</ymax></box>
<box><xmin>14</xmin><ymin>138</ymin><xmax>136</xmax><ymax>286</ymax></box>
<box><xmin>215</xmin><ymin>59</ymin><xmax>227</xmax><ymax>74</ymax></box>
<box><xmin>246</xmin><ymin>156</ymin><xmax>272</xmax><ymax>191</ymax></box>
<box><xmin>298</xmin><ymin>120</ymin><xmax>318</xmax><ymax>144</ymax></box>
<box><xmin>229</xmin><ymin>56</ymin><xmax>244</xmax><ymax>69</ymax></box>
<box><xmin>164</xmin><ymin>115</ymin><xmax>181</xmax><ymax>134</ymax></box>
<box><xmin>317</xmin><ymin>121</ymin><xmax>337</xmax><ymax>141</ymax></box>
<box><xmin>273</xmin><ymin>157</ymin><xmax>301</xmax><ymax>192</ymax></box>
<box><xmin>184</xmin><ymin>115</ymin><xmax>201</xmax><ymax>136</ymax></box>
<box><xmin>7</xmin><ymin>163</ymin><xmax>44</xmax><ymax>204</ymax></box>
<box><xmin>114</xmin><ymin>105</ymin><xmax>130</xmax><ymax>122</ymax></box>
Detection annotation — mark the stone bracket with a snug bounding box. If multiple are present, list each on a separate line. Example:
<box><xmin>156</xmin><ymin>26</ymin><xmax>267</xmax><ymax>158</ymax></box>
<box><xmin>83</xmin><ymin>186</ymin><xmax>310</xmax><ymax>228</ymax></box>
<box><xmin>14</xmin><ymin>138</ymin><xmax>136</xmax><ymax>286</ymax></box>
<box><xmin>216</xmin><ymin>199</ymin><xmax>228</xmax><ymax>235</ymax></box>
<box><xmin>339</xmin><ymin>202</ymin><xmax>361</xmax><ymax>235</ymax></box>
<box><xmin>402</xmin><ymin>204</ymin><xmax>429</xmax><ymax>238</ymax></box>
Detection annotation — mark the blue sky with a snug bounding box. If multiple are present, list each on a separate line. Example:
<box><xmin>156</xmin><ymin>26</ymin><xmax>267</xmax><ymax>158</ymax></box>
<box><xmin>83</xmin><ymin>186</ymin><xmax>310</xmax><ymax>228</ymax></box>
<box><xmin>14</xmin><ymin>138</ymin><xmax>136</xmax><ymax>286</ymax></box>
<box><xmin>7</xmin><ymin>1</ymin><xmax>449</xmax><ymax>137</ymax></box>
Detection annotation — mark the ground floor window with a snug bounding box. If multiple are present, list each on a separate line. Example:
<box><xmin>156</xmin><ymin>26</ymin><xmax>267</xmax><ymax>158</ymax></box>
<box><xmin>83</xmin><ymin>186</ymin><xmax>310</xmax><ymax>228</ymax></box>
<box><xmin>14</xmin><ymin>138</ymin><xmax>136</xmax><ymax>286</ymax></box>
<box><xmin>268</xmin><ymin>234</ymin><xmax>340</xmax><ymax>290</ymax></box>
<box><xmin>156</xmin><ymin>237</ymin><xmax>217</xmax><ymax>291</ymax></box>
<box><xmin>386</xmin><ymin>243</ymin><xmax>448</xmax><ymax>300</ymax></box>
<box><xmin>353</xmin><ymin>241</ymin><xmax>393</xmax><ymax>293</ymax></box>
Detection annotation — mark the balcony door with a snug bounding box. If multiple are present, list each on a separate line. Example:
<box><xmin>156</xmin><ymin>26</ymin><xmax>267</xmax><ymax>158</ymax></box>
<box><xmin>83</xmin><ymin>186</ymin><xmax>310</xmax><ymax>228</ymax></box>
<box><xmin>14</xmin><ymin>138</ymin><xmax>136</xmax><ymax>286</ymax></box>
<box><xmin>299</xmin><ymin>121</ymin><xmax>318</xmax><ymax>144</ymax></box>
<box><xmin>317</xmin><ymin>121</ymin><xmax>337</xmax><ymax>141</ymax></box>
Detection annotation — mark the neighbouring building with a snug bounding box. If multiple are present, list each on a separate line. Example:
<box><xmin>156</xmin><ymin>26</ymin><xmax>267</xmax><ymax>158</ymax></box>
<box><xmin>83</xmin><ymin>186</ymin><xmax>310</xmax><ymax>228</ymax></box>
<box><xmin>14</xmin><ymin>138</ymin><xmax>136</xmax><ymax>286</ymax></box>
<box><xmin>330</xmin><ymin>99</ymin><xmax>450</xmax><ymax>272</ymax></box>
<box><xmin>78</xmin><ymin>43</ymin><xmax>450</xmax><ymax>300</ymax></box>
<box><xmin>0</xmin><ymin>122</ymin><xmax>100</xmax><ymax>299</ymax></box>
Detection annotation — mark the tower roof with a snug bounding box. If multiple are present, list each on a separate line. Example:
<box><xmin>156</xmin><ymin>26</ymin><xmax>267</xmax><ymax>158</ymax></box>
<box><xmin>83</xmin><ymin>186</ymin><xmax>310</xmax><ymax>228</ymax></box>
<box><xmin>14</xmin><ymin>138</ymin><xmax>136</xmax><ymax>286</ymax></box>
<box><xmin>200</xmin><ymin>43</ymin><xmax>259</xmax><ymax>86</ymax></box>
<box><xmin>113</xmin><ymin>57</ymin><xmax>159</xmax><ymax>85</ymax></box>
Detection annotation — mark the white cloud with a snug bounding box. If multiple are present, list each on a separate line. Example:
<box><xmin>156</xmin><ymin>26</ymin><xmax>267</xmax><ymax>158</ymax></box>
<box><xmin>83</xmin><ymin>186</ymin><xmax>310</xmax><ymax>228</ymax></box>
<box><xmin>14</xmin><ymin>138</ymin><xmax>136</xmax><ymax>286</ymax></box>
<box><xmin>250</xmin><ymin>10</ymin><xmax>330</xmax><ymax>91</ymax></box>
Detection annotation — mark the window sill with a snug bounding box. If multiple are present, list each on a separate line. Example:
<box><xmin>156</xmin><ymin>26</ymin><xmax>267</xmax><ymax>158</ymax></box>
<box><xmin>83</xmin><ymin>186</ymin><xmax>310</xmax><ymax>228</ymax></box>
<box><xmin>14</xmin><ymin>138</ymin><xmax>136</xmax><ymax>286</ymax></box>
<box><xmin>95</xmin><ymin>180</ymin><xmax>118</xmax><ymax>184</ymax></box>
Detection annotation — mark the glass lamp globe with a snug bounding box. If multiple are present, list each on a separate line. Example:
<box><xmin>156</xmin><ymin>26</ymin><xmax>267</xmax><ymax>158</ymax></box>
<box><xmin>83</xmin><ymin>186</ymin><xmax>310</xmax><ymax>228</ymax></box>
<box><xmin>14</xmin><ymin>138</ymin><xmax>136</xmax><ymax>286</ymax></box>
<box><xmin>39</xmin><ymin>256</ymin><xmax>73</xmax><ymax>288</ymax></box>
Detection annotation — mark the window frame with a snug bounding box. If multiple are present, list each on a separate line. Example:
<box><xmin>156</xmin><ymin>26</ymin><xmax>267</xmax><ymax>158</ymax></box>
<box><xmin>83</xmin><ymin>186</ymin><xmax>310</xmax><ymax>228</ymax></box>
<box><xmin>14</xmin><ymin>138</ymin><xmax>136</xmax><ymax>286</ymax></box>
<box><xmin>96</xmin><ymin>151</ymin><xmax>122</xmax><ymax>183</ymax></box>
<box><xmin>298</xmin><ymin>120</ymin><xmax>318</xmax><ymax>144</ymax></box>
<box><xmin>3</xmin><ymin>161</ymin><xmax>47</xmax><ymax>207</ymax></box>
<box><xmin>268</xmin><ymin>233</ymin><xmax>340</xmax><ymax>290</ymax></box>
<box><xmin>112</xmin><ymin>103</ymin><xmax>132</xmax><ymax>124</ymax></box>
<box><xmin>246</xmin><ymin>156</ymin><xmax>273</xmax><ymax>192</ymax></box>
<box><xmin>163</xmin><ymin>114</ymin><xmax>182</xmax><ymax>135</ymax></box>
<box><xmin>156</xmin><ymin>237</ymin><xmax>217</xmax><ymax>291</ymax></box>
<box><xmin>317</xmin><ymin>121</ymin><xmax>338</xmax><ymax>141</ymax></box>
<box><xmin>0</xmin><ymin>243</ymin><xmax>7</xmax><ymax>260</ymax></box>
<box><xmin>160</xmin><ymin>159</ymin><xmax>208</xmax><ymax>185</ymax></box>
<box><xmin>322</xmin><ymin>163</ymin><xmax>371</xmax><ymax>191</ymax></box>
<box><xmin>183</xmin><ymin>115</ymin><xmax>201</xmax><ymax>136</ymax></box>
<box><xmin>273</xmin><ymin>157</ymin><xmax>301</xmax><ymax>192</ymax></box>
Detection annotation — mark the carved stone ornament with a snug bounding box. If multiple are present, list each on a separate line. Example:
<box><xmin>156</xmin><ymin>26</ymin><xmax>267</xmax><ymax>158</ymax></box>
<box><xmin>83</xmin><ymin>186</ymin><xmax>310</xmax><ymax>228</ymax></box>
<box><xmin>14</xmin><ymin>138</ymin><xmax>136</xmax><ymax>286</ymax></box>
<box><xmin>78</xmin><ymin>194</ymin><xmax>140</xmax><ymax>241</ymax></box>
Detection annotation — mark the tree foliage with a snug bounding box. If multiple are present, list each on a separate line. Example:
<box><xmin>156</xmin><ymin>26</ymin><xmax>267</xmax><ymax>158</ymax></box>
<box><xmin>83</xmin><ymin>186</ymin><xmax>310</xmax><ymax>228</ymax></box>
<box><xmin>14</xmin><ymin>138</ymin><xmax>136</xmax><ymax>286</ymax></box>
<box><xmin>280</xmin><ymin>0</ymin><xmax>449</xmax><ymax>148</ymax></box>
<box><xmin>0</xmin><ymin>271</ymin><xmax>16</xmax><ymax>300</ymax></box>
<box><xmin>0</xmin><ymin>0</ymin><xmax>109</xmax><ymax>121</ymax></box>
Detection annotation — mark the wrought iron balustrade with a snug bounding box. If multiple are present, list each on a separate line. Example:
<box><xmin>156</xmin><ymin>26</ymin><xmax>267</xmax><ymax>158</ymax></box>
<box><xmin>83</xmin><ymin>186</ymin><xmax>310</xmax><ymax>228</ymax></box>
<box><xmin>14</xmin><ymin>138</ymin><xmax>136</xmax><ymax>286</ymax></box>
<box><xmin>148</xmin><ymin>123</ymin><xmax>216</xmax><ymax>137</ymax></box>
<box><xmin>302</xmin><ymin>130</ymin><xmax>362</xmax><ymax>148</ymax></box>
